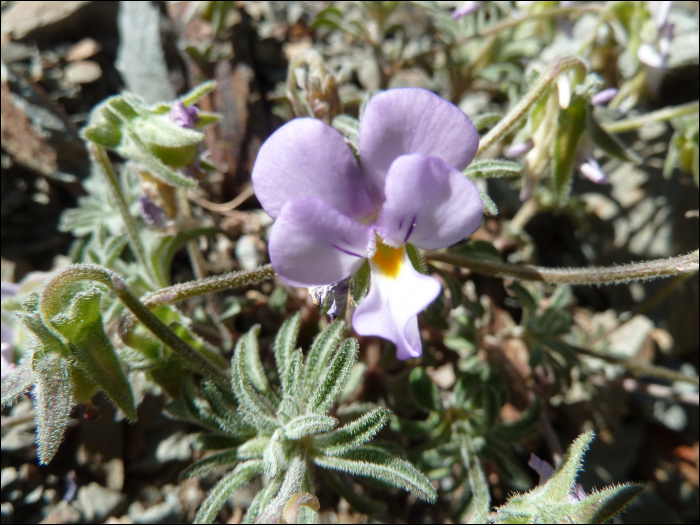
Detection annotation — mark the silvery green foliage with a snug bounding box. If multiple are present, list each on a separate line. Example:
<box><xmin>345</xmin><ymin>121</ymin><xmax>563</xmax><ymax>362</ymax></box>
<box><xmin>1</xmin><ymin>290</ymin><xmax>137</xmax><ymax>464</ymax></box>
<box><xmin>80</xmin><ymin>81</ymin><xmax>220</xmax><ymax>188</ymax></box>
<box><xmin>493</xmin><ymin>431</ymin><xmax>645</xmax><ymax>524</ymax></box>
<box><xmin>178</xmin><ymin>314</ymin><xmax>436</xmax><ymax>523</ymax></box>
<box><xmin>392</xmin><ymin>363</ymin><xmax>542</xmax><ymax>523</ymax></box>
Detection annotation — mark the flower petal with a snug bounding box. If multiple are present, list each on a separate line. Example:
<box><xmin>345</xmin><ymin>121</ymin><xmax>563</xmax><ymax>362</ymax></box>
<box><xmin>252</xmin><ymin>118</ymin><xmax>376</xmax><ymax>221</ymax></box>
<box><xmin>269</xmin><ymin>197</ymin><xmax>372</xmax><ymax>288</ymax></box>
<box><xmin>352</xmin><ymin>247</ymin><xmax>441</xmax><ymax>360</ymax></box>
<box><xmin>359</xmin><ymin>88</ymin><xmax>479</xmax><ymax>206</ymax></box>
<box><xmin>375</xmin><ymin>154</ymin><xmax>483</xmax><ymax>249</ymax></box>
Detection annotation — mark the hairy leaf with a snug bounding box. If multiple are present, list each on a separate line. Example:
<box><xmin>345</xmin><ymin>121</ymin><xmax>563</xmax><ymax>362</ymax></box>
<box><xmin>303</xmin><ymin>320</ymin><xmax>345</xmax><ymax>401</ymax></box>
<box><xmin>284</xmin><ymin>414</ymin><xmax>338</xmax><ymax>440</ymax></box>
<box><xmin>194</xmin><ymin>460</ymin><xmax>264</xmax><ymax>524</ymax></box>
<box><xmin>313</xmin><ymin>445</ymin><xmax>437</xmax><ymax>503</ymax></box>
<box><xmin>314</xmin><ymin>407</ymin><xmax>390</xmax><ymax>456</ymax></box>
<box><xmin>1</xmin><ymin>356</ymin><xmax>34</xmax><ymax>408</ymax></box>
<box><xmin>308</xmin><ymin>339</ymin><xmax>358</xmax><ymax>415</ymax></box>
<box><xmin>321</xmin><ymin>470</ymin><xmax>387</xmax><ymax>515</ymax></box>
<box><xmin>231</xmin><ymin>344</ymin><xmax>279</xmax><ymax>432</ymax></box>
<box><xmin>180</xmin><ymin>449</ymin><xmax>241</xmax><ymax>480</ymax></box>
<box><xmin>274</xmin><ymin>313</ymin><xmax>301</xmax><ymax>382</ymax></box>
<box><xmin>409</xmin><ymin>367</ymin><xmax>442</xmax><ymax>412</ymax></box>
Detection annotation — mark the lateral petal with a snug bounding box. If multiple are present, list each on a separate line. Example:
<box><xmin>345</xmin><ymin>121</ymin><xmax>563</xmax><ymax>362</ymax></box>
<box><xmin>376</xmin><ymin>154</ymin><xmax>483</xmax><ymax>249</ymax></box>
<box><xmin>269</xmin><ymin>197</ymin><xmax>372</xmax><ymax>288</ymax></box>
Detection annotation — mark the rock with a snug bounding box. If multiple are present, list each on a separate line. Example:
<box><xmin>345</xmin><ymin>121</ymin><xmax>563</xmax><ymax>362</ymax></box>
<box><xmin>64</xmin><ymin>37</ymin><xmax>101</xmax><ymax>61</ymax></box>
<box><xmin>155</xmin><ymin>431</ymin><xmax>192</xmax><ymax>463</ymax></box>
<box><xmin>0</xmin><ymin>467</ymin><xmax>18</xmax><ymax>491</ymax></box>
<box><xmin>39</xmin><ymin>500</ymin><xmax>81</xmax><ymax>524</ymax></box>
<box><xmin>63</xmin><ymin>60</ymin><xmax>101</xmax><ymax>84</ymax></box>
<box><xmin>76</xmin><ymin>482</ymin><xmax>126</xmax><ymax>522</ymax></box>
<box><xmin>235</xmin><ymin>235</ymin><xmax>262</xmax><ymax>271</ymax></box>
<box><xmin>127</xmin><ymin>489</ymin><xmax>182</xmax><ymax>524</ymax></box>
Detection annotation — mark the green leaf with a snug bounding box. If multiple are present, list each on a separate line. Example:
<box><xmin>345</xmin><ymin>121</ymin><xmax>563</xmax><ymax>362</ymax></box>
<box><xmin>236</xmin><ymin>325</ymin><xmax>272</xmax><ymax>396</ymax></box>
<box><xmin>194</xmin><ymin>460</ymin><xmax>263</xmax><ymax>524</ymax></box>
<box><xmin>179</xmin><ymin>80</ymin><xmax>217</xmax><ymax>107</ymax></box>
<box><xmin>332</xmin><ymin>114</ymin><xmax>360</xmax><ymax>152</ymax></box>
<box><xmin>464</xmin><ymin>159</ymin><xmax>522</xmax><ymax>179</ymax></box>
<box><xmin>180</xmin><ymin>449</ymin><xmax>241</xmax><ymax>480</ymax></box>
<box><xmin>460</xmin><ymin>439</ymin><xmax>490</xmax><ymax>524</ymax></box>
<box><xmin>284</xmin><ymin>414</ymin><xmax>338</xmax><ymax>440</ymax></box>
<box><xmin>33</xmin><ymin>352</ymin><xmax>74</xmax><ymax>464</ymax></box>
<box><xmin>409</xmin><ymin>367</ymin><xmax>442</xmax><ymax>412</ymax></box>
<box><xmin>274</xmin><ymin>313</ymin><xmax>301</xmax><ymax>382</ymax></box>
<box><xmin>338</xmin><ymin>361</ymin><xmax>366</xmax><ymax>404</ymax></box>
<box><xmin>507</xmin><ymin>282</ymin><xmax>538</xmax><ymax>314</ymax></box>
<box><xmin>190</xmin><ymin>433</ymin><xmax>246</xmax><ymax>451</ymax></box>
<box><xmin>231</xmin><ymin>344</ymin><xmax>279</xmax><ymax>432</ymax></box>
<box><xmin>313</xmin><ymin>445</ymin><xmax>437</xmax><ymax>503</ymax></box>
<box><xmin>350</xmin><ymin>259</ymin><xmax>371</xmax><ymax>305</ymax></box>
<box><xmin>314</xmin><ymin>408</ymin><xmax>390</xmax><ymax>456</ymax></box>
<box><xmin>243</xmin><ymin>476</ymin><xmax>283</xmax><ymax>524</ymax></box>
<box><xmin>150</xmin><ymin>227</ymin><xmax>222</xmax><ymax>287</ymax></box>
<box><xmin>551</xmin><ymin>95</ymin><xmax>587</xmax><ymax>205</ymax></box>
<box><xmin>50</xmin><ymin>288</ymin><xmax>137</xmax><ymax>421</ymax></box>
<box><xmin>282</xmin><ymin>349</ymin><xmax>303</xmax><ymax>402</ymax></box>
<box><xmin>479</xmin><ymin>190</ymin><xmax>499</xmax><ymax>216</ymax></box>
<box><xmin>236</xmin><ymin>436</ymin><xmax>271</xmax><ymax>460</ymax></box>
<box><xmin>542</xmin><ymin>430</ymin><xmax>594</xmax><ymax>502</ymax></box>
<box><xmin>406</xmin><ymin>243</ymin><xmax>428</xmax><ymax>274</ymax></box>
<box><xmin>303</xmin><ymin>321</ymin><xmax>346</xmax><ymax>401</ymax></box>
<box><xmin>449</xmin><ymin>240</ymin><xmax>502</xmax><ymax>261</ymax></box>
<box><xmin>308</xmin><ymin>338</ymin><xmax>358</xmax><ymax>415</ymax></box>
<box><xmin>471</xmin><ymin>112</ymin><xmax>503</xmax><ymax>132</ymax></box>
<box><xmin>577</xmin><ymin>483</ymin><xmax>646</xmax><ymax>523</ymax></box>
<box><xmin>263</xmin><ymin>429</ymin><xmax>286</xmax><ymax>478</ymax></box>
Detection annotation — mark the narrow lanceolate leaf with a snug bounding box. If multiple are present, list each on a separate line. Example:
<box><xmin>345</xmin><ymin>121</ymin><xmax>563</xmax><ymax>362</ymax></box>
<box><xmin>552</xmin><ymin>95</ymin><xmax>587</xmax><ymax>205</ymax></box>
<box><xmin>460</xmin><ymin>438</ymin><xmax>490</xmax><ymax>524</ymax></box>
<box><xmin>236</xmin><ymin>436</ymin><xmax>271</xmax><ymax>460</ymax></box>
<box><xmin>284</xmin><ymin>414</ymin><xmax>338</xmax><ymax>440</ymax></box>
<box><xmin>259</xmin><ymin>456</ymin><xmax>307</xmax><ymax>523</ymax></box>
<box><xmin>313</xmin><ymin>408</ymin><xmax>390</xmax><ymax>456</ymax></box>
<box><xmin>409</xmin><ymin>367</ymin><xmax>442</xmax><ymax>412</ymax></box>
<box><xmin>578</xmin><ymin>483</ymin><xmax>646</xmax><ymax>523</ymax></box>
<box><xmin>303</xmin><ymin>320</ymin><xmax>345</xmax><ymax>400</ymax></box>
<box><xmin>231</xmin><ymin>344</ymin><xmax>279</xmax><ymax>432</ymax></box>
<box><xmin>332</xmin><ymin>114</ymin><xmax>360</xmax><ymax>152</ymax></box>
<box><xmin>282</xmin><ymin>349</ymin><xmax>303</xmax><ymax>402</ymax></box>
<box><xmin>180</xmin><ymin>449</ymin><xmax>241</xmax><ymax>480</ymax></box>
<box><xmin>237</xmin><ymin>325</ymin><xmax>272</xmax><ymax>395</ymax></box>
<box><xmin>274</xmin><ymin>313</ymin><xmax>301</xmax><ymax>381</ymax></box>
<box><xmin>587</xmin><ymin>108</ymin><xmax>642</xmax><ymax>164</ymax></box>
<box><xmin>541</xmin><ymin>430</ymin><xmax>595</xmax><ymax>502</ymax></box>
<box><xmin>263</xmin><ymin>429</ymin><xmax>286</xmax><ymax>479</ymax></box>
<box><xmin>308</xmin><ymin>339</ymin><xmax>358</xmax><ymax>415</ymax></box>
<box><xmin>479</xmin><ymin>190</ymin><xmax>499</xmax><ymax>216</ymax></box>
<box><xmin>313</xmin><ymin>445</ymin><xmax>437</xmax><ymax>503</ymax></box>
<box><xmin>179</xmin><ymin>79</ymin><xmax>217</xmax><ymax>107</ymax></box>
<box><xmin>194</xmin><ymin>460</ymin><xmax>264</xmax><ymax>524</ymax></box>
<box><xmin>1</xmin><ymin>357</ymin><xmax>34</xmax><ymax>408</ymax></box>
<box><xmin>51</xmin><ymin>288</ymin><xmax>137</xmax><ymax>421</ymax></box>
<box><xmin>33</xmin><ymin>353</ymin><xmax>74</xmax><ymax>465</ymax></box>
<box><xmin>464</xmin><ymin>159</ymin><xmax>522</xmax><ymax>179</ymax></box>
<box><xmin>243</xmin><ymin>476</ymin><xmax>283</xmax><ymax>524</ymax></box>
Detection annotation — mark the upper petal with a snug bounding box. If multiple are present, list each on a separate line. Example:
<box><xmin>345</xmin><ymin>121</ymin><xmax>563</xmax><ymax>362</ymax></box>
<box><xmin>352</xmin><ymin>246</ymin><xmax>441</xmax><ymax>360</ymax></box>
<box><xmin>359</xmin><ymin>88</ymin><xmax>479</xmax><ymax>206</ymax></box>
<box><xmin>375</xmin><ymin>154</ymin><xmax>483</xmax><ymax>249</ymax></box>
<box><xmin>252</xmin><ymin>118</ymin><xmax>376</xmax><ymax>221</ymax></box>
<box><xmin>269</xmin><ymin>197</ymin><xmax>372</xmax><ymax>288</ymax></box>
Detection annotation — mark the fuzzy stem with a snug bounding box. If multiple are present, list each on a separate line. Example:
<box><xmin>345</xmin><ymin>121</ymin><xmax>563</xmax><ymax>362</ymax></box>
<box><xmin>423</xmin><ymin>249</ymin><xmax>699</xmax><ymax>285</ymax></box>
<box><xmin>142</xmin><ymin>264</ymin><xmax>276</xmax><ymax>307</ymax></box>
<box><xmin>603</xmin><ymin>101</ymin><xmax>700</xmax><ymax>134</ymax></box>
<box><xmin>39</xmin><ymin>263</ymin><xmax>229</xmax><ymax>387</ymax></box>
<box><xmin>88</xmin><ymin>143</ymin><xmax>155</xmax><ymax>283</ymax></box>
<box><xmin>477</xmin><ymin>56</ymin><xmax>587</xmax><ymax>157</ymax></box>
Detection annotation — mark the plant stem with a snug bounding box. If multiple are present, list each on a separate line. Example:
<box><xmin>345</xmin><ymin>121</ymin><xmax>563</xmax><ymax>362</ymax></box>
<box><xmin>423</xmin><ymin>249</ymin><xmax>699</xmax><ymax>285</ymax></box>
<box><xmin>603</xmin><ymin>101</ymin><xmax>700</xmax><ymax>134</ymax></box>
<box><xmin>570</xmin><ymin>345</ymin><xmax>699</xmax><ymax>386</ymax></box>
<box><xmin>88</xmin><ymin>143</ymin><xmax>155</xmax><ymax>284</ymax></box>
<box><xmin>477</xmin><ymin>56</ymin><xmax>587</xmax><ymax>157</ymax></box>
<box><xmin>39</xmin><ymin>263</ymin><xmax>229</xmax><ymax>387</ymax></box>
<box><xmin>142</xmin><ymin>264</ymin><xmax>275</xmax><ymax>307</ymax></box>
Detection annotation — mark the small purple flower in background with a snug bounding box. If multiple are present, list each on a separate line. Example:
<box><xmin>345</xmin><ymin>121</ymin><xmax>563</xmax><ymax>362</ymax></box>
<box><xmin>169</xmin><ymin>100</ymin><xmax>200</xmax><ymax>129</ymax></box>
<box><xmin>252</xmin><ymin>88</ymin><xmax>482</xmax><ymax>359</ymax></box>
<box><xmin>452</xmin><ymin>1</ymin><xmax>486</xmax><ymax>20</ymax></box>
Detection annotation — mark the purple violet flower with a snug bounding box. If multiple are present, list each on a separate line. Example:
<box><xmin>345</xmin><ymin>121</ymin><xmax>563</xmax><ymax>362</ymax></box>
<box><xmin>252</xmin><ymin>88</ymin><xmax>482</xmax><ymax>359</ymax></box>
<box><xmin>169</xmin><ymin>100</ymin><xmax>200</xmax><ymax>129</ymax></box>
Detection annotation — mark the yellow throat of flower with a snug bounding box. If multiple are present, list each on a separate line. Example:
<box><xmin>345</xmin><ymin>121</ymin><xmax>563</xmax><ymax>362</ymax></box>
<box><xmin>371</xmin><ymin>237</ymin><xmax>403</xmax><ymax>279</ymax></box>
